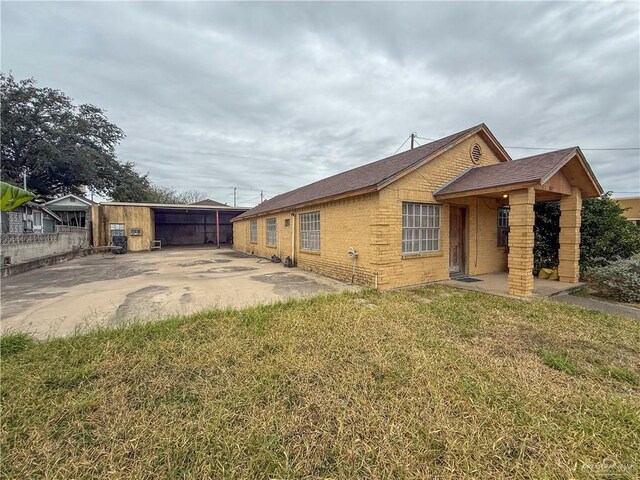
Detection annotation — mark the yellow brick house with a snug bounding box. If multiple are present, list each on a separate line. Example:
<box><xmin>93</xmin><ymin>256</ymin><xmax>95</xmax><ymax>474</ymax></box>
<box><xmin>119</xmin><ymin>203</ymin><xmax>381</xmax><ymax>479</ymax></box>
<box><xmin>232</xmin><ymin>124</ymin><xmax>602</xmax><ymax>297</ymax></box>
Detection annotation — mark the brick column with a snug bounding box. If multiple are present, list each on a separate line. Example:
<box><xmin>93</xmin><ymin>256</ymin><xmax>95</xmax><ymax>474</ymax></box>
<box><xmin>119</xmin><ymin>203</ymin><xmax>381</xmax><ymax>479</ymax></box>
<box><xmin>507</xmin><ymin>187</ymin><xmax>535</xmax><ymax>297</ymax></box>
<box><xmin>558</xmin><ymin>187</ymin><xmax>582</xmax><ymax>283</ymax></box>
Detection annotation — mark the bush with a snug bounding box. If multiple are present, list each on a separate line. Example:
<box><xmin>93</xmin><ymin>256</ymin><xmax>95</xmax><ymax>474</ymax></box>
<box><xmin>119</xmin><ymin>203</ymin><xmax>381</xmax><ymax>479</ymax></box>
<box><xmin>534</xmin><ymin>194</ymin><xmax>640</xmax><ymax>273</ymax></box>
<box><xmin>584</xmin><ymin>255</ymin><xmax>640</xmax><ymax>303</ymax></box>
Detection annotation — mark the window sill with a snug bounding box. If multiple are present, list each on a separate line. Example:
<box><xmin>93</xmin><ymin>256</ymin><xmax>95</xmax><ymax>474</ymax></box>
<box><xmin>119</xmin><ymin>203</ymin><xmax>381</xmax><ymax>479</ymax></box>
<box><xmin>266</xmin><ymin>244</ymin><xmax>276</xmax><ymax>249</ymax></box>
<box><xmin>300</xmin><ymin>249</ymin><xmax>321</xmax><ymax>256</ymax></box>
<box><xmin>250</xmin><ymin>242</ymin><xmax>257</xmax><ymax>245</ymax></box>
<box><xmin>402</xmin><ymin>251</ymin><xmax>443</xmax><ymax>260</ymax></box>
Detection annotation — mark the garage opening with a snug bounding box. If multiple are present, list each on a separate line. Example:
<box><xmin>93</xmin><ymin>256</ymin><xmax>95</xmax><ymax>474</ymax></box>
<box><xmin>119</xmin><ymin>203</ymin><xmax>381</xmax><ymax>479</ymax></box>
<box><xmin>153</xmin><ymin>208</ymin><xmax>239</xmax><ymax>247</ymax></box>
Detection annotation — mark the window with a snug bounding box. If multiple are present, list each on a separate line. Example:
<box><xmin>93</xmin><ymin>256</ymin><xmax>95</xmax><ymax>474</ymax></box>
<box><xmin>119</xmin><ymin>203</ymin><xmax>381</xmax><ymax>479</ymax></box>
<box><xmin>300</xmin><ymin>211</ymin><xmax>320</xmax><ymax>251</ymax></box>
<box><xmin>250</xmin><ymin>219</ymin><xmax>257</xmax><ymax>244</ymax></box>
<box><xmin>129</xmin><ymin>228</ymin><xmax>142</xmax><ymax>236</ymax></box>
<box><xmin>284</xmin><ymin>218</ymin><xmax>290</xmax><ymax>227</ymax></box>
<box><xmin>110</xmin><ymin>223</ymin><xmax>125</xmax><ymax>238</ymax></box>
<box><xmin>497</xmin><ymin>207</ymin><xmax>509</xmax><ymax>247</ymax></box>
<box><xmin>266</xmin><ymin>218</ymin><xmax>277</xmax><ymax>246</ymax></box>
<box><xmin>402</xmin><ymin>203</ymin><xmax>440</xmax><ymax>254</ymax></box>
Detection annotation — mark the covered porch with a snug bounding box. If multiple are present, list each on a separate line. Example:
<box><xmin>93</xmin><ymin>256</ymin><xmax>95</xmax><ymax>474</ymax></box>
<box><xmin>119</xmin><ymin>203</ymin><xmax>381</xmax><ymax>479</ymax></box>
<box><xmin>439</xmin><ymin>272</ymin><xmax>584</xmax><ymax>298</ymax></box>
<box><xmin>434</xmin><ymin>147</ymin><xmax>602</xmax><ymax>297</ymax></box>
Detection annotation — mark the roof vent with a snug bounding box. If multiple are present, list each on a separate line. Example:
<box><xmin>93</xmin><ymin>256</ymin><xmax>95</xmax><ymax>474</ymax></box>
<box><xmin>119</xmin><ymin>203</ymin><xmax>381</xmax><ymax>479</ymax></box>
<box><xmin>470</xmin><ymin>143</ymin><xmax>482</xmax><ymax>164</ymax></box>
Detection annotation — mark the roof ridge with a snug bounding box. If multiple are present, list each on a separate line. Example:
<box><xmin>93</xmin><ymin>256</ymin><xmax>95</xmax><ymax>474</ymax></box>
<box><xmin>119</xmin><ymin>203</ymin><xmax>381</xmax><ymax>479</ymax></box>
<box><xmin>233</xmin><ymin>124</ymin><xmax>489</xmax><ymax>220</ymax></box>
<box><xmin>514</xmin><ymin>146</ymin><xmax>577</xmax><ymax>161</ymax></box>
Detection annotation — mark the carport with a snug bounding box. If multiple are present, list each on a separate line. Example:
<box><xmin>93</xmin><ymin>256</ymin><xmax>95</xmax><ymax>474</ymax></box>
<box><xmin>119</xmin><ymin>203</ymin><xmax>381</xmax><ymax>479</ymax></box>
<box><xmin>153</xmin><ymin>206</ymin><xmax>241</xmax><ymax>247</ymax></box>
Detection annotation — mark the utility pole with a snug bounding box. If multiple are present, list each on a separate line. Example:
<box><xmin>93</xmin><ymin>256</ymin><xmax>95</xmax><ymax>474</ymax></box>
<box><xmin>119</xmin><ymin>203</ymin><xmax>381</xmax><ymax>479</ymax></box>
<box><xmin>260</xmin><ymin>190</ymin><xmax>264</xmax><ymax>203</ymax></box>
<box><xmin>410</xmin><ymin>133</ymin><xmax>416</xmax><ymax>149</ymax></box>
<box><xmin>23</xmin><ymin>168</ymin><xmax>27</xmax><ymax>190</ymax></box>
<box><xmin>233</xmin><ymin>187</ymin><xmax>237</xmax><ymax>207</ymax></box>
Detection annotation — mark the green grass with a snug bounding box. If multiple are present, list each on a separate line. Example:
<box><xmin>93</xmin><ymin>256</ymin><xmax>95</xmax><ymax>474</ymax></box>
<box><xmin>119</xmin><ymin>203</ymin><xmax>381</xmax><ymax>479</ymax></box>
<box><xmin>2</xmin><ymin>286</ymin><xmax>639</xmax><ymax>479</ymax></box>
<box><xmin>536</xmin><ymin>349</ymin><xmax>579</xmax><ymax>375</ymax></box>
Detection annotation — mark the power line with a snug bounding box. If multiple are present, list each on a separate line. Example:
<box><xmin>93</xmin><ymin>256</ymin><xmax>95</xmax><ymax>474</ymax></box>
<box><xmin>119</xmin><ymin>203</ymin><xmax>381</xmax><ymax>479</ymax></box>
<box><xmin>414</xmin><ymin>136</ymin><xmax>639</xmax><ymax>152</ymax></box>
<box><xmin>393</xmin><ymin>135</ymin><xmax>411</xmax><ymax>155</ymax></box>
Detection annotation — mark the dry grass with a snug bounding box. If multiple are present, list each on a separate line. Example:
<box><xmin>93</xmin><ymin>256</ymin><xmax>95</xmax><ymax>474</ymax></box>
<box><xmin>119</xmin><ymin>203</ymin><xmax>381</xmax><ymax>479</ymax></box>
<box><xmin>2</xmin><ymin>286</ymin><xmax>639</xmax><ymax>479</ymax></box>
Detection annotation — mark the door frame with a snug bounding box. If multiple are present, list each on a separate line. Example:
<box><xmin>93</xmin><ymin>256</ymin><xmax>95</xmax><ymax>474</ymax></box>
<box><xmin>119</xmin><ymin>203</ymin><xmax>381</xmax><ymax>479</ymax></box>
<box><xmin>448</xmin><ymin>204</ymin><xmax>467</xmax><ymax>277</ymax></box>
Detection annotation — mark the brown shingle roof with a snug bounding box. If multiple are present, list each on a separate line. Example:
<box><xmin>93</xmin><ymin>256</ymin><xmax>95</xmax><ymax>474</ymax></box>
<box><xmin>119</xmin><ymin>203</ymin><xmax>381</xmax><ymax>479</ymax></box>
<box><xmin>434</xmin><ymin>147</ymin><xmax>579</xmax><ymax>197</ymax></box>
<box><xmin>235</xmin><ymin>124</ymin><xmax>496</xmax><ymax>220</ymax></box>
<box><xmin>191</xmin><ymin>199</ymin><xmax>228</xmax><ymax>207</ymax></box>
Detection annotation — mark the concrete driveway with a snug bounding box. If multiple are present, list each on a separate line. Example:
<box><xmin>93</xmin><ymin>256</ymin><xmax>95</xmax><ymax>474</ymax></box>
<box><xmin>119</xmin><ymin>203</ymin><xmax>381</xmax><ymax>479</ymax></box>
<box><xmin>1</xmin><ymin>247</ymin><xmax>357</xmax><ymax>338</ymax></box>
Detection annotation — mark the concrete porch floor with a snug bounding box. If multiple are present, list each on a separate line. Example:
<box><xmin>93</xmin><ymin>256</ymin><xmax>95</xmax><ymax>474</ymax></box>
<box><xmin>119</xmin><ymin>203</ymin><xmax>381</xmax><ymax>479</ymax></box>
<box><xmin>438</xmin><ymin>272</ymin><xmax>584</xmax><ymax>299</ymax></box>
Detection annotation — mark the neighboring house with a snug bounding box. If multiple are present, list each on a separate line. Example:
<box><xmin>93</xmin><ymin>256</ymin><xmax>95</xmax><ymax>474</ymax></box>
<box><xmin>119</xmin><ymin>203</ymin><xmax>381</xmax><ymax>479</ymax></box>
<box><xmin>191</xmin><ymin>199</ymin><xmax>229</xmax><ymax>207</ymax></box>
<box><xmin>44</xmin><ymin>194</ymin><xmax>95</xmax><ymax>227</ymax></box>
<box><xmin>615</xmin><ymin>196</ymin><xmax>640</xmax><ymax>225</ymax></box>
<box><xmin>0</xmin><ymin>202</ymin><xmax>61</xmax><ymax>234</ymax></box>
<box><xmin>232</xmin><ymin>124</ymin><xmax>602</xmax><ymax>297</ymax></box>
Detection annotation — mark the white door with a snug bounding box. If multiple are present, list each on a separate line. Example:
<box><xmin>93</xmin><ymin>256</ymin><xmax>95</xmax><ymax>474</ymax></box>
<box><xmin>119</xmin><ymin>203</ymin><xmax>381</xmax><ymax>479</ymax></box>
<box><xmin>33</xmin><ymin>211</ymin><xmax>43</xmax><ymax>232</ymax></box>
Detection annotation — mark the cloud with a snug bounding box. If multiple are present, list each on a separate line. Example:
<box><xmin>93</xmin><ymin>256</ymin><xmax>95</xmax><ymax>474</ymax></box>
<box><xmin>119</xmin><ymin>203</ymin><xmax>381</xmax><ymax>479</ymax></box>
<box><xmin>2</xmin><ymin>1</ymin><xmax>638</xmax><ymax>205</ymax></box>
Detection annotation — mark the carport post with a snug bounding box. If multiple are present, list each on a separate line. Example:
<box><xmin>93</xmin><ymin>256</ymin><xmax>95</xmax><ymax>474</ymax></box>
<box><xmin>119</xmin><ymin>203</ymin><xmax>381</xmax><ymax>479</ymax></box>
<box><xmin>216</xmin><ymin>209</ymin><xmax>220</xmax><ymax>249</ymax></box>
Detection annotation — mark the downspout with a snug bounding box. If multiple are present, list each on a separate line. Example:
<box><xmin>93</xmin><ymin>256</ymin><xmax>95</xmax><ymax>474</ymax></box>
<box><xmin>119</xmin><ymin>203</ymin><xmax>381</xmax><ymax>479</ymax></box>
<box><xmin>291</xmin><ymin>212</ymin><xmax>296</xmax><ymax>266</ymax></box>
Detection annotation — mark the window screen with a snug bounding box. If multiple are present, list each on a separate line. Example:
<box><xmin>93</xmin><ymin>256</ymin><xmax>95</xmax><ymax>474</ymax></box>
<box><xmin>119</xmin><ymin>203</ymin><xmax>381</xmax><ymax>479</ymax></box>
<box><xmin>497</xmin><ymin>208</ymin><xmax>509</xmax><ymax>247</ymax></box>
<box><xmin>402</xmin><ymin>203</ymin><xmax>440</xmax><ymax>254</ymax></box>
<box><xmin>300</xmin><ymin>211</ymin><xmax>320</xmax><ymax>251</ymax></box>
<box><xmin>266</xmin><ymin>218</ymin><xmax>277</xmax><ymax>246</ymax></box>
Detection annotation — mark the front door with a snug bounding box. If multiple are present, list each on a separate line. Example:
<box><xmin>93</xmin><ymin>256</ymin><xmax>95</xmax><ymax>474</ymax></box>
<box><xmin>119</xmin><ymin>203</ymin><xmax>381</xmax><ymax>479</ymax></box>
<box><xmin>449</xmin><ymin>206</ymin><xmax>466</xmax><ymax>276</ymax></box>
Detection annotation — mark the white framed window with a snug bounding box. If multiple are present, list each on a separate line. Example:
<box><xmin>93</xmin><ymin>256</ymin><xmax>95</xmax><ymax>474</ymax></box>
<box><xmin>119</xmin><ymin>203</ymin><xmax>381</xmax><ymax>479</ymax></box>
<box><xmin>250</xmin><ymin>219</ymin><xmax>257</xmax><ymax>244</ymax></box>
<box><xmin>497</xmin><ymin>207</ymin><xmax>509</xmax><ymax>247</ymax></box>
<box><xmin>110</xmin><ymin>223</ymin><xmax>125</xmax><ymax>238</ymax></box>
<box><xmin>266</xmin><ymin>218</ymin><xmax>277</xmax><ymax>246</ymax></box>
<box><xmin>300</xmin><ymin>211</ymin><xmax>320</xmax><ymax>251</ymax></box>
<box><xmin>402</xmin><ymin>203</ymin><xmax>440</xmax><ymax>254</ymax></box>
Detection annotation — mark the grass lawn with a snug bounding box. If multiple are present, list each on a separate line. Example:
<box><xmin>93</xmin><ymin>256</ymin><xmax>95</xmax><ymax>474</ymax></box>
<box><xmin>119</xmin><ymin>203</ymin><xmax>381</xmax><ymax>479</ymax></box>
<box><xmin>2</xmin><ymin>286</ymin><xmax>639</xmax><ymax>479</ymax></box>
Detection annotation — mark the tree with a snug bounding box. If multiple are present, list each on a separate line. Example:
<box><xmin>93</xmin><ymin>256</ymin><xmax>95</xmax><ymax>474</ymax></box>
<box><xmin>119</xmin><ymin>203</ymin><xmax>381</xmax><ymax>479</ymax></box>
<box><xmin>580</xmin><ymin>193</ymin><xmax>640</xmax><ymax>268</ymax></box>
<box><xmin>534</xmin><ymin>193</ymin><xmax>640</xmax><ymax>272</ymax></box>
<box><xmin>0</xmin><ymin>73</ymin><xmax>130</xmax><ymax>199</ymax></box>
<box><xmin>175</xmin><ymin>189</ymin><xmax>208</xmax><ymax>204</ymax></box>
<box><xmin>108</xmin><ymin>162</ymin><xmax>155</xmax><ymax>203</ymax></box>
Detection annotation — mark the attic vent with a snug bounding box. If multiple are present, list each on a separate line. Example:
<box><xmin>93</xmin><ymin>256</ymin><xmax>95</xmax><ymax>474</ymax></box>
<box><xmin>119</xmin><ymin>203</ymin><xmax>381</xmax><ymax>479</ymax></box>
<box><xmin>470</xmin><ymin>143</ymin><xmax>482</xmax><ymax>164</ymax></box>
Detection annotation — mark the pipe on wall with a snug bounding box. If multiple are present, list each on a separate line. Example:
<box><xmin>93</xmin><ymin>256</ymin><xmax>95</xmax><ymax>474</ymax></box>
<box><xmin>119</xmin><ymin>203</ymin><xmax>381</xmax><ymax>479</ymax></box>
<box><xmin>290</xmin><ymin>212</ymin><xmax>296</xmax><ymax>266</ymax></box>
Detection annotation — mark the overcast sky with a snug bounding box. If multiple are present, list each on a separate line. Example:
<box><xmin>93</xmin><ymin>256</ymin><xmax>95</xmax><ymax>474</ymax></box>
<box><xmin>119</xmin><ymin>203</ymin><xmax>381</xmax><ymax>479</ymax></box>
<box><xmin>2</xmin><ymin>1</ymin><xmax>639</xmax><ymax>206</ymax></box>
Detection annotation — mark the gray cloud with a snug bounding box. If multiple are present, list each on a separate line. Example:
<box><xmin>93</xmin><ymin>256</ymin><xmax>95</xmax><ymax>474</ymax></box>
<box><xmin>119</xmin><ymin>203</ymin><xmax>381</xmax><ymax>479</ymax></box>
<box><xmin>2</xmin><ymin>1</ymin><xmax>638</xmax><ymax>205</ymax></box>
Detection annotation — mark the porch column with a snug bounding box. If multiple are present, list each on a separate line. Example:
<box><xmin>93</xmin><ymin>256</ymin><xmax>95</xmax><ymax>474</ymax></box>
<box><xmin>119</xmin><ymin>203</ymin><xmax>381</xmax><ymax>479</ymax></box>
<box><xmin>558</xmin><ymin>187</ymin><xmax>582</xmax><ymax>283</ymax></box>
<box><xmin>508</xmin><ymin>187</ymin><xmax>535</xmax><ymax>297</ymax></box>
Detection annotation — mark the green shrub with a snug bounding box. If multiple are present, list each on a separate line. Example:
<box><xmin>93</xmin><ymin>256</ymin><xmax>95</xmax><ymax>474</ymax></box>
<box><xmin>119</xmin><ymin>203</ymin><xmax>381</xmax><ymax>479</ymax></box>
<box><xmin>584</xmin><ymin>255</ymin><xmax>640</xmax><ymax>303</ymax></box>
<box><xmin>534</xmin><ymin>194</ymin><xmax>640</xmax><ymax>273</ymax></box>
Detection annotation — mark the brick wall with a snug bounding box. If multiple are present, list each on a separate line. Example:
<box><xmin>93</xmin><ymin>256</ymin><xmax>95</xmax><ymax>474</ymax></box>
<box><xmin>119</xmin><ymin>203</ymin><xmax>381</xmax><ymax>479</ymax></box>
<box><xmin>372</xmin><ymin>134</ymin><xmax>507</xmax><ymax>288</ymax></box>
<box><xmin>233</xmin><ymin>133</ymin><xmax>508</xmax><ymax>288</ymax></box>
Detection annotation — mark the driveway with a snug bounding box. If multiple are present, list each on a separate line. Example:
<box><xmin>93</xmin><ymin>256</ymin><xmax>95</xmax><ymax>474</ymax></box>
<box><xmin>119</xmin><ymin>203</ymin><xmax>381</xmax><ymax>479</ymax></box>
<box><xmin>1</xmin><ymin>247</ymin><xmax>358</xmax><ymax>338</ymax></box>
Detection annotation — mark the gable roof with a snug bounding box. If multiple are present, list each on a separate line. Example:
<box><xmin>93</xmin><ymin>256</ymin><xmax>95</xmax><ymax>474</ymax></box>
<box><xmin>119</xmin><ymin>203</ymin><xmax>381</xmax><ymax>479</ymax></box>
<box><xmin>44</xmin><ymin>194</ymin><xmax>95</xmax><ymax>207</ymax></box>
<box><xmin>434</xmin><ymin>147</ymin><xmax>603</xmax><ymax>199</ymax></box>
<box><xmin>235</xmin><ymin>124</ymin><xmax>510</xmax><ymax>220</ymax></box>
<box><xmin>191</xmin><ymin>199</ymin><xmax>228</xmax><ymax>207</ymax></box>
